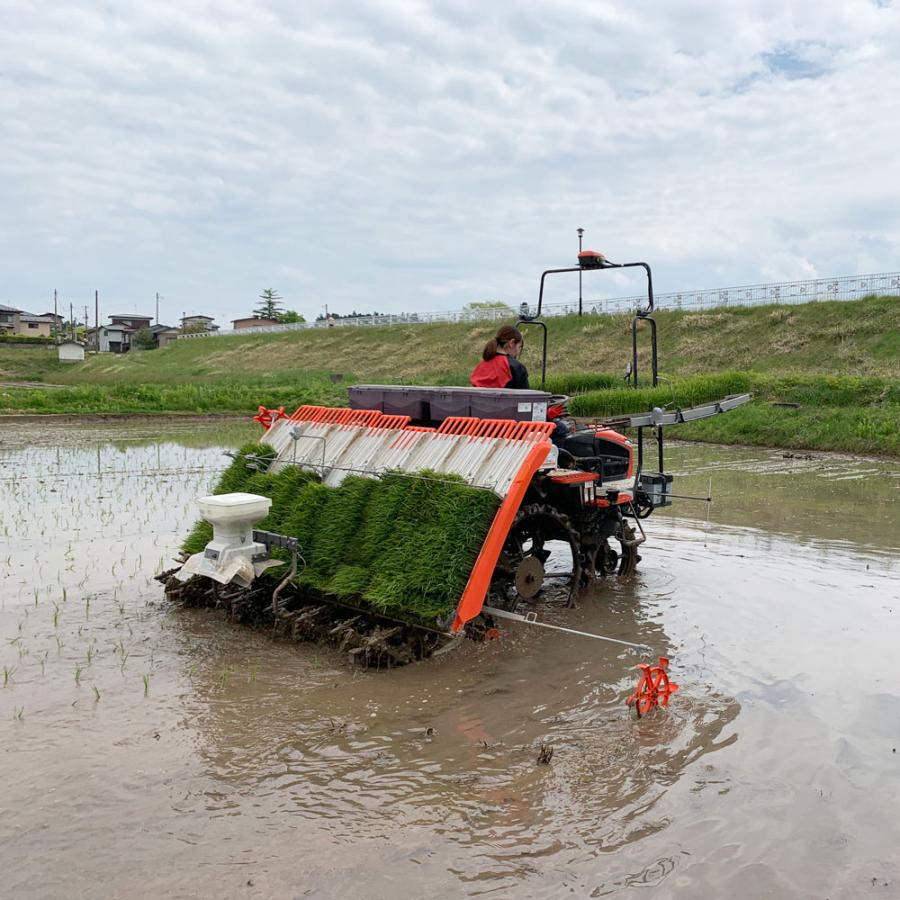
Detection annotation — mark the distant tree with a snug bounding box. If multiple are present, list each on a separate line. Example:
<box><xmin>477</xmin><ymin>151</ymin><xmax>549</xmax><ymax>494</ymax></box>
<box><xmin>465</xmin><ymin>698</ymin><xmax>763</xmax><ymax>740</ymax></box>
<box><xmin>132</xmin><ymin>327</ymin><xmax>156</xmax><ymax>350</ymax></box>
<box><xmin>180</xmin><ymin>323</ymin><xmax>208</xmax><ymax>335</ymax></box>
<box><xmin>279</xmin><ymin>309</ymin><xmax>305</xmax><ymax>324</ymax></box>
<box><xmin>463</xmin><ymin>300</ymin><xmax>515</xmax><ymax>315</ymax></box>
<box><xmin>254</xmin><ymin>288</ymin><xmax>284</xmax><ymax>320</ymax></box>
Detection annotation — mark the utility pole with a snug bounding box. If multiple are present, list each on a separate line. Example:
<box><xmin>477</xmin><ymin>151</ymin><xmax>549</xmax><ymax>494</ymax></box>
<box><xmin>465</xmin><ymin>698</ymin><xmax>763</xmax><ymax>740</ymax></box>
<box><xmin>95</xmin><ymin>290</ymin><xmax>99</xmax><ymax>352</ymax></box>
<box><xmin>53</xmin><ymin>289</ymin><xmax>58</xmax><ymax>343</ymax></box>
<box><xmin>155</xmin><ymin>292</ymin><xmax>159</xmax><ymax>325</ymax></box>
<box><xmin>69</xmin><ymin>303</ymin><xmax>74</xmax><ymax>341</ymax></box>
<box><xmin>577</xmin><ymin>227</ymin><xmax>584</xmax><ymax>316</ymax></box>
<box><xmin>83</xmin><ymin>305</ymin><xmax>89</xmax><ymax>343</ymax></box>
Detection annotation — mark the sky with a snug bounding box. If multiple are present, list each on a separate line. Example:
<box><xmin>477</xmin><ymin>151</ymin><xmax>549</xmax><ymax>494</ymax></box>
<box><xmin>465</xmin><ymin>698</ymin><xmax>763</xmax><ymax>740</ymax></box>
<box><xmin>1</xmin><ymin>0</ymin><xmax>898</xmax><ymax>326</ymax></box>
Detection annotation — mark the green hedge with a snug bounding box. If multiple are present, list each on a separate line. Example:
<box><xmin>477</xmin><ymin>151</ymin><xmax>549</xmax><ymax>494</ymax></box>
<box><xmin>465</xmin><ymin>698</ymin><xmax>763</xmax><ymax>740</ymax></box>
<box><xmin>0</xmin><ymin>333</ymin><xmax>55</xmax><ymax>345</ymax></box>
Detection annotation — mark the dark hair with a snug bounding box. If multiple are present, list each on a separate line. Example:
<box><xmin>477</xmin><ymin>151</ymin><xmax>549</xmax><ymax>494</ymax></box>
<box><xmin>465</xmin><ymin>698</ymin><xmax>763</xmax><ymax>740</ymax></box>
<box><xmin>482</xmin><ymin>325</ymin><xmax>523</xmax><ymax>361</ymax></box>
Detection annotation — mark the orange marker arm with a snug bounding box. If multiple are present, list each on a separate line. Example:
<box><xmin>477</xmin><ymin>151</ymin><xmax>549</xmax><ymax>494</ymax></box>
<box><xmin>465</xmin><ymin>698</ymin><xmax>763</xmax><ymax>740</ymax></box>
<box><xmin>451</xmin><ymin>440</ymin><xmax>551</xmax><ymax>632</ymax></box>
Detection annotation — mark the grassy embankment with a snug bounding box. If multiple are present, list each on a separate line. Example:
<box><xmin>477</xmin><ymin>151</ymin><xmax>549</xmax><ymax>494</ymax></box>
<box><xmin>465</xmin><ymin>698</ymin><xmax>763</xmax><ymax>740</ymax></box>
<box><xmin>0</xmin><ymin>295</ymin><xmax>897</xmax><ymax>455</ymax></box>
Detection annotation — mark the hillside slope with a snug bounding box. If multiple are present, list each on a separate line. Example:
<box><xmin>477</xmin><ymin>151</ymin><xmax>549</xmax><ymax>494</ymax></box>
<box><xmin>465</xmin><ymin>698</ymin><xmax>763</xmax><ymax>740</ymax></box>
<box><xmin>1</xmin><ymin>296</ymin><xmax>897</xmax><ymax>456</ymax></box>
<box><xmin>1</xmin><ymin>296</ymin><xmax>897</xmax><ymax>388</ymax></box>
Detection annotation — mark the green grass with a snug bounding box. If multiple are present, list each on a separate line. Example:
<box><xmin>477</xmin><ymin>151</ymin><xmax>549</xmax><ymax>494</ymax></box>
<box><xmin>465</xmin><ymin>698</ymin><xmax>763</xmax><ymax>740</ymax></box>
<box><xmin>182</xmin><ymin>444</ymin><xmax>500</xmax><ymax>623</ymax></box>
<box><xmin>675</xmin><ymin>403</ymin><xmax>900</xmax><ymax>457</ymax></box>
<box><xmin>569</xmin><ymin>371</ymin><xmax>899</xmax><ymax>456</ymax></box>
<box><xmin>2</xmin><ymin>295</ymin><xmax>897</xmax><ymax>390</ymax></box>
<box><xmin>0</xmin><ymin>375</ymin><xmax>348</xmax><ymax>414</ymax></box>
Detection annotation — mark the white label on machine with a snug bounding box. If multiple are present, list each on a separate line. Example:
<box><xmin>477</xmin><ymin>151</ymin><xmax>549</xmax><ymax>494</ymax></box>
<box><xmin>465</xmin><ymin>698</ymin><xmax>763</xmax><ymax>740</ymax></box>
<box><xmin>517</xmin><ymin>402</ymin><xmax>533</xmax><ymax>413</ymax></box>
<box><xmin>532</xmin><ymin>401</ymin><xmax>548</xmax><ymax>421</ymax></box>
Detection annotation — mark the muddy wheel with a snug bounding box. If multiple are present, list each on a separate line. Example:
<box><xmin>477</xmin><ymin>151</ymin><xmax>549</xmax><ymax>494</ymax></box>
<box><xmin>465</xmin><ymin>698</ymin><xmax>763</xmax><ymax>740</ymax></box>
<box><xmin>616</xmin><ymin>521</ymin><xmax>640</xmax><ymax>578</ymax></box>
<box><xmin>494</xmin><ymin>504</ymin><xmax>583</xmax><ymax>608</ymax></box>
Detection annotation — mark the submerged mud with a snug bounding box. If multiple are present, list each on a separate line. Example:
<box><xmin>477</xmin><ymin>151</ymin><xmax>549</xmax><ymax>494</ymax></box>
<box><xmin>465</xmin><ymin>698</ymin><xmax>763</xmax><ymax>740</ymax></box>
<box><xmin>0</xmin><ymin>423</ymin><xmax>898</xmax><ymax>898</ymax></box>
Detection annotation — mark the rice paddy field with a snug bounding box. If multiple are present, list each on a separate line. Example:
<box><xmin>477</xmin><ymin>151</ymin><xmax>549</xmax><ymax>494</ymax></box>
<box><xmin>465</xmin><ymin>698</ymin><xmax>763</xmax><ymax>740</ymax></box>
<box><xmin>1</xmin><ymin>420</ymin><xmax>899</xmax><ymax>898</ymax></box>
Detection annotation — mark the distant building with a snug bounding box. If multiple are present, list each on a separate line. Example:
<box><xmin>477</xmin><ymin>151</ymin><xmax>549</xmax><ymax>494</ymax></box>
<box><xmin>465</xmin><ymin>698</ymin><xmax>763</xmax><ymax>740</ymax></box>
<box><xmin>180</xmin><ymin>314</ymin><xmax>219</xmax><ymax>333</ymax></box>
<box><xmin>151</xmin><ymin>324</ymin><xmax>180</xmax><ymax>348</ymax></box>
<box><xmin>0</xmin><ymin>303</ymin><xmax>56</xmax><ymax>338</ymax></box>
<box><xmin>58</xmin><ymin>340</ymin><xmax>86</xmax><ymax>363</ymax></box>
<box><xmin>90</xmin><ymin>314</ymin><xmax>153</xmax><ymax>352</ymax></box>
<box><xmin>0</xmin><ymin>304</ymin><xmax>20</xmax><ymax>334</ymax></box>
<box><xmin>40</xmin><ymin>312</ymin><xmax>65</xmax><ymax>332</ymax></box>
<box><xmin>232</xmin><ymin>316</ymin><xmax>280</xmax><ymax>330</ymax></box>
<box><xmin>17</xmin><ymin>313</ymin><xmax>55</xmax><ymax>338</ymax></box>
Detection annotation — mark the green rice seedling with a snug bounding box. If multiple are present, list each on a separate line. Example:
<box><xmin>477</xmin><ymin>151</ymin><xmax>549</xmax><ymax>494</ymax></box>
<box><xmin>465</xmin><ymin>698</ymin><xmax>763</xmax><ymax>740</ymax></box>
<box><xmin>142</xmin><ymin>673</ymin><xmax>151</xmax><ymax>696</ymax></box>
<box><xmin>85</xmin><ymin>645</ymin><xmax>94</xmax><ymax>665</ymax></box>
<box><xmin>13</xmin><ymin>706</ymin><xmax>24</xmax><ymax>721</ymax></box>
<box><xmin>74</xmin><ymin>666</ymin><xmax>82</xmax><ymax>685</ymax></box>
<box><xmin>181</xmin><ymin>450</ymin><xmax>499</xmax><ymax>626</ymax></box>
<box><xmin>52</xmin><ymin>604</ymin><xmax>60</xmax><ymax>628</ymax></box>
<box><xmin>93</xmin><ymin>686</ymin><xmax>100</xmax><ymax>703</ymax></box>
<box><xmin>3</xmin><ymin>665</ymin><xmax>15</xmax><ymax>686</ymax></box>
<box><xmin>220</xmin><ymin>667</ymin><xmax>232</xmax><ymax>688</ymax></box>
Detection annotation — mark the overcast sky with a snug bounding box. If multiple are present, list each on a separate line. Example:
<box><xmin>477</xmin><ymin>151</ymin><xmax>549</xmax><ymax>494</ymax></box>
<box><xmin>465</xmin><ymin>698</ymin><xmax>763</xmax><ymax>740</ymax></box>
<box><xmin>1</xmin><ymin>1</ymin><xmax>898</xmax><ymax>325</ymax></box>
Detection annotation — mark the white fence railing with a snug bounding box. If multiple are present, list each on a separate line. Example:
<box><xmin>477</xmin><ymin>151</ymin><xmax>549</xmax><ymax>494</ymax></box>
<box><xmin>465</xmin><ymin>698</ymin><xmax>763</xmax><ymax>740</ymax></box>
<box><xmin>180</xmin><ymin>271</ymin><xmax>900</xmax><ymax>340</ymax></box>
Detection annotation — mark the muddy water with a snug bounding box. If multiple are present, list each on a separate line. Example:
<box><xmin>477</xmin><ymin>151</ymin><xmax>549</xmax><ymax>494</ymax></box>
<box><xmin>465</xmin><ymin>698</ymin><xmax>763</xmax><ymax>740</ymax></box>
<box><xmin>1</xmin><ymin>423</ymin><xmax>898</xmax><ymax>899</ymax></box>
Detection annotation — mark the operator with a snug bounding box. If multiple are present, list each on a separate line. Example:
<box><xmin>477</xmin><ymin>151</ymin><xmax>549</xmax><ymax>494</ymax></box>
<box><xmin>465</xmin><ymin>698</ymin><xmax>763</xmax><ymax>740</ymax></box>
<box><xmin>470</xmin><ymin>325</ymin><xmax>529</xmax><ymax>389</ymax></box>
<box><xmin>471</xmin><ymin>324</ymin><xmax>573</xmax><ymax>451</ymax></box>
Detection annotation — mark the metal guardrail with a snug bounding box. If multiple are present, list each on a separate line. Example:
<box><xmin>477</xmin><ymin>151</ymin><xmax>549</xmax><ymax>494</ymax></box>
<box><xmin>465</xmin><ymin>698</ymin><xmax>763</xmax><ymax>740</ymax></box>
<box><xmin>180</xmin><ymin>270</ymin><xmax>900</xmax><ymax>340</ymax></box>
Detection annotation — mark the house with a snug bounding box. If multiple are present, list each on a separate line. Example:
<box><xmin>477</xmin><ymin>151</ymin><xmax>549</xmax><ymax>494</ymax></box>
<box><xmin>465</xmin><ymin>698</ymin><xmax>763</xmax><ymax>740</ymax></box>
<box><xmin>0</xmin><ymin>304</ymin><xmax>19</xmax><ymax>334</ymax></box>
<box><xmin>181</xmin><ymin>314</ymin><xmax>219</xmax><ymax>333</ymax></box>
<box><xmin>92</xmin><ymin>314</ymin><xmax>153</xmax><ymax>352</ymax></box>
<box><xmin>0</xmin><ymin>303</ymin><xmax>56</xmax><ymax>338</ymax></box>
<box><xmin>40</xmin><ymin>312</ymin><xmax>65</xmax><ymax>332</ymax></box>
<box><xmin>17</xmin><ymin>313</ymin><xmax>56</xmax><ymax>338</ymax></box>
<box><xmin>232</xmin><ymin>316</ymin><xmax>280</xmax><ymax>330</ymax></box>
<box><xmin>58</xmin><ymin>340</ymin><xmax>86</xmax><ymax>363</ymax></box>
<box><xmin>151</xmin><ymin>324</ymin><xmax>180</xmax><ymax>348</ymax></box>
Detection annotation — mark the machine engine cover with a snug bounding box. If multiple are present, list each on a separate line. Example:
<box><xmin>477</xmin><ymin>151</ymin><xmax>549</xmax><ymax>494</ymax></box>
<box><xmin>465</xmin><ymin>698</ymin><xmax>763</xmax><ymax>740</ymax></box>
<box><xmin>563</xmin><ymin>429</ymin><xmax>632</xmax><ymax>480</ymax></box>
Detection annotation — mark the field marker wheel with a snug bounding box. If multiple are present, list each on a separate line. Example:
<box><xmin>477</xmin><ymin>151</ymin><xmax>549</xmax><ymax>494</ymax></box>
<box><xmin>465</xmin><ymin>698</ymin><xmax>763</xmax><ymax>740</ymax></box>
<box><xmin>626</xmin><ymin>656</ymin><xmax>679</xmax><ymax>717</ymax></box>
<box><xmin>254</xmin><ymin>405</ymin><xmax>285</xmax><ymax>430</ymax></box>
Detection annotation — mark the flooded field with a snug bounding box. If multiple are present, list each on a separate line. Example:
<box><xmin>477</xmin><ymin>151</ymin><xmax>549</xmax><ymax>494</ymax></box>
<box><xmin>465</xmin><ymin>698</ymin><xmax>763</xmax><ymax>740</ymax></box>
<box><xmin>1</xmin><ymin>421</ymin><xmax>898</xmax><ymax>899</ymax></box>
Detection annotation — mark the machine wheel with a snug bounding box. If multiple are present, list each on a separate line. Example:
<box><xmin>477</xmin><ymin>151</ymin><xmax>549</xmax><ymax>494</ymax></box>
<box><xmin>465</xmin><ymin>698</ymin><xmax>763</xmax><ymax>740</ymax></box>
<box><xmin>584</xmin><ymin>520</ymin><xmax>641</xmax><ymax>580</ymax></box>
<box><xmin>616</xmin><ymin>520</ymin><xmax>640</xmax><ymax>577</ymax></box>
<box><xmin>494</xmin><ymin>504</ymin><xmax>583</xmax><ymax>608</ymax></box>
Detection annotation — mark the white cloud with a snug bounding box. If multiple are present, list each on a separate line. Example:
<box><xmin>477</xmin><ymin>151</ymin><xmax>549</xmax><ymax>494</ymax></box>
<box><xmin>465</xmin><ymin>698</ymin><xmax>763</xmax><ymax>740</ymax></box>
<box><xmin>0</xmin><ymin>0</ymin><xmax>898</xmax><ymax>323</ymax></box>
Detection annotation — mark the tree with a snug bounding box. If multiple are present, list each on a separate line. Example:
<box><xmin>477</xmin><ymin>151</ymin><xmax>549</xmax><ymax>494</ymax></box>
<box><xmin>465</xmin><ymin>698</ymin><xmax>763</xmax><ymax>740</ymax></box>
<box><xmin>463</xmin><ymin>300</ymin><xmax>515</xmax><ymax>316</ymax></box>
<box><xmin>280</xmin><ymin>309</ymin><xmax>305</xmax><ymax>324</ymax></box>
<box><xmin>132</xmin><ymin>327</ymin><xmax>157</xmax><ymax>350</ymax></box>
<box><xmin>254</xmin><ymin>288</ymin><xmax>284</xmax><ymax>320</ymax></box>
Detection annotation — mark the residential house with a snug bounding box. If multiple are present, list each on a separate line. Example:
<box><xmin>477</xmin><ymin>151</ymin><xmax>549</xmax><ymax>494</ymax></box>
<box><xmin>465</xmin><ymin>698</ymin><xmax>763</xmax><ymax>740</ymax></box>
<box><xmin>40</xmin><ymin>312</ymin><xmax>65</xmax><ymax>332</ymax></box>
<box><xmin>91</xmin><ymin>314</ymin><xmax>153</xmax><ymax>352</ymax></box>
<box><xmin>0</xmin><ymin>304</ymin><xmax>19</xmax><ymax>334</ymax></box>
<box><xmin>150</xmin><ymin>323</ymin><xmax>180</xmax><ymax>348</ymax></box>
<box><xmin>0</xmin><ymin>303</ymin><xmax>56</xmax><ymax>338</ymax></box>
<box><xmin>17</xmin><ymin>313</ymin><xmax>56</xmax><ymax>338</ymax></box>
<box><xmin>232</xmin><ymin>316</ymin><xmax>280</xmax><ymax>330</ymax></box>
<box><xmin>180</xmin><ymin>314</ymin><xmax>219</xmax><ymax>333</ymax></box>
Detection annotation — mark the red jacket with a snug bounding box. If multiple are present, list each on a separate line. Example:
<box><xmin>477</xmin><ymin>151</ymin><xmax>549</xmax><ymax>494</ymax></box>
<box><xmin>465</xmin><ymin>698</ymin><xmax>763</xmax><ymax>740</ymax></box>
<box><xmin>470</xmin><ymin>355</ymin><xmax>512</xmax><ymax>388</ymax></box>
